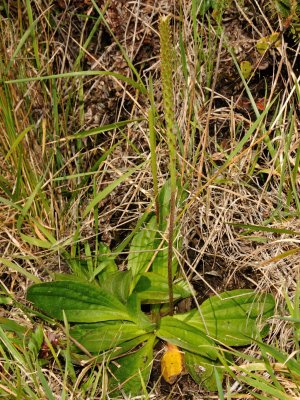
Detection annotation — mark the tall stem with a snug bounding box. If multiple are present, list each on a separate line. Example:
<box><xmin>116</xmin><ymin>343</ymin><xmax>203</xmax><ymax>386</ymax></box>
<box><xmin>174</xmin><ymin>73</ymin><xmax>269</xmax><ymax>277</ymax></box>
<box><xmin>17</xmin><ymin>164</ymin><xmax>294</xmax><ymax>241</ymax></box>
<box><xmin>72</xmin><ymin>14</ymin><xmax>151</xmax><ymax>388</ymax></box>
<box><xmin>148</xmin><ymin>76</ymin><xmax>159</xmax><ymax>223</ymax></box>
<box><xmin>159</xmin><ymin>16</ymin><xmax>176</xmax><ymax>316</ymax></box>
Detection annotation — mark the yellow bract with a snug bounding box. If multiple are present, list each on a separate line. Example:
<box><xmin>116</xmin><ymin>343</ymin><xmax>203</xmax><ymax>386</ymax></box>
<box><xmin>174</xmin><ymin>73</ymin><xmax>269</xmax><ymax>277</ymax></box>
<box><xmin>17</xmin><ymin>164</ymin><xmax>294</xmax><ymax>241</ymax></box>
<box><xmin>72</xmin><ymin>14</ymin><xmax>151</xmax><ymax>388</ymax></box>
<box><xmin>161</xmin><ymin>343</ymin><xmax>184</xmax><ymax>384</ymax></box>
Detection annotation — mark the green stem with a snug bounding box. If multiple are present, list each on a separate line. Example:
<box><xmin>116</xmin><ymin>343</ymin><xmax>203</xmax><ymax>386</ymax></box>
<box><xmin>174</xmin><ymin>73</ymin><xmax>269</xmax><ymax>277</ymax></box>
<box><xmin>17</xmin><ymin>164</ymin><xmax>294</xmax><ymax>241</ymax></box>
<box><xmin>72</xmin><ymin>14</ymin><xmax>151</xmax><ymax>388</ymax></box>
<box><xmin>159</xmin><ymin>16</ymin><xmax>176</xmax><ymax>316</ymax></box>
<box><xmin>148</xmin><ymin>75</ymin><xmax>159</xmax><ymax>223</ymax></box>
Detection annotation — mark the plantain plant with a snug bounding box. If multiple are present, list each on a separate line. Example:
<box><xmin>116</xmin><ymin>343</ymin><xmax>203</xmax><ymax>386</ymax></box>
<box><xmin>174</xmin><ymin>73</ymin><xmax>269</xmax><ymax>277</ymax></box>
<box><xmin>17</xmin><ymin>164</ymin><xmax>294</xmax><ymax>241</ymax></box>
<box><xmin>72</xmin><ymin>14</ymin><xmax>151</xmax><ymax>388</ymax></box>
<box><xmin>26</xmin><ymin>262</ymin><xmax>274</xmax><ymax>396</ymax></box>
<box><xmin>23</xmin><ymin>15</ymin><xmax>275</xmax><ymax>397</ymax></box>
<box><xmin>1</xmin><ymin>13</ymin><xmax>276</xmax><ymax>398</ymax></box>
<box><xmin>24</xmin><ymin>178</ymin><xmax>275</xmax><ymax>396</ymax></box>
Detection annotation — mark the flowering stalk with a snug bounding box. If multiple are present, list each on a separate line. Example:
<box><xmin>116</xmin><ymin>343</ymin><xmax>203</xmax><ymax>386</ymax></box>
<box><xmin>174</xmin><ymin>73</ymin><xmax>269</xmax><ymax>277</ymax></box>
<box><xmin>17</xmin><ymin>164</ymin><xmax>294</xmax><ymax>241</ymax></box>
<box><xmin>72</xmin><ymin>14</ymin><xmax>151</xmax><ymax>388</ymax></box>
<box><xmin>159</xmin><ymin>16</ymin><xmax>176</xmax><ymax>316</ymax></box>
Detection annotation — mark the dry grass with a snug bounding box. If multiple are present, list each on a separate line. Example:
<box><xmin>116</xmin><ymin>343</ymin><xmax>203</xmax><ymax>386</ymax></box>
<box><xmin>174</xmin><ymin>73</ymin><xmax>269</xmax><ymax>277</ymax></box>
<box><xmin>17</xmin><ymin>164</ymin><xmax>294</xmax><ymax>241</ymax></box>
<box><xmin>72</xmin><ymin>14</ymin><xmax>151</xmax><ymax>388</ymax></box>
<box><xmin>1</xmin><ymin>0</ymin><xmax>300</xmax><ymax>398</ymax></box>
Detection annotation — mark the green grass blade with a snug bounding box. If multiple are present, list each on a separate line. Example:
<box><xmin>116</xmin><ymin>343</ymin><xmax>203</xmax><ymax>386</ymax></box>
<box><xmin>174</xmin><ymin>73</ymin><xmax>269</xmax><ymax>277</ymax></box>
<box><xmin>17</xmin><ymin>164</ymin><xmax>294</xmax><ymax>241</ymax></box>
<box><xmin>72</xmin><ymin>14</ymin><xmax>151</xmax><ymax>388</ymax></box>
<box><xmin>66</xmin><ymin>119</ymin><xmax>137</xmax><ymax>140</ymax></box>
<box><xmin>0</xmin><ymin>258</ymin><xmax>40</xmax><ymax>283</ymax></box>
<box><xmin>229</xmin><ymin>223</ymin><xmax>300</xmax><ymax>236</ymax></box>
<box><xmin>83</xmin><ymin>163</ymin><xmax>145</xmax><ymax>218</ymax></box>
<box><xmin>25</xmin><ymin>0</ymin><xmax>40</xmax><ymax>69</ymax></box>
<box><xmin>5</xmin><ymin>70</ymin><xmax>146</xmax><ymax>93</ymax></box>
<box><xmin>4</xmin><ymin>17</ymin><xmax>39</xmax><ymax>74</ymax></box>
<box><xmin>4</xmin><ymin>125</ymin><xmax>33</xmax><ymax>161</ymax></box>
<box><xmin>36</xmin><ymin>364</ymin><xmax>56</xmax><ymax>400</ymax></box>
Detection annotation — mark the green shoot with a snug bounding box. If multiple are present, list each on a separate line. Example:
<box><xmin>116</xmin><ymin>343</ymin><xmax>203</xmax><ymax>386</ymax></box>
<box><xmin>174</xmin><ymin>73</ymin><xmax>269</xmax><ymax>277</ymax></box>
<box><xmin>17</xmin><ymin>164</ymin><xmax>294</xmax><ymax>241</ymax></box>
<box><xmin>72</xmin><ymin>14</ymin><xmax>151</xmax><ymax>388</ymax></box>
<box><xmin>159</xmin><ymin>15</ymin><xmax>177</xmax><ymax>316</ymax></box>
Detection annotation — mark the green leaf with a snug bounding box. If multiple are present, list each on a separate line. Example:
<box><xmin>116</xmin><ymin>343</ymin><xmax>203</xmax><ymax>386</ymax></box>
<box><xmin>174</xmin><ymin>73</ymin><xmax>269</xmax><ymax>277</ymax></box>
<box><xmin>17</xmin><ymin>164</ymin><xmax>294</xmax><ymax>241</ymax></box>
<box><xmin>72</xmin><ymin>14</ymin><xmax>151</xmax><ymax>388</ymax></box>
<box><xmin>0</xmin><ymin>296</ymin><xmax>12</xmax><ymax>305</ymax></box>
<box><xmin>66</xmin><ymin>119</ymin><xmax>136</xmax><ymax>140</ymax></box>
<box><xmin>4</xmin><ymin>16</ymin><xmax>39</xmax><ymax>74</ymax></box>
<box><xmin>156</xmin><ymin>316</ymin><xmax>218</xmax><ymax>360</ymax></box>
<box><xmin>27</xmin><ymin>281</ymin><xmax>132</xmax><ymax>323</ymax></box>
<box><xmin>28</xmin><ymin>325</ymin><xmax>44</xmax><ymax>358</ymax></box>
<box><xmin>133</xmin><ymin>272</ymin><xmax>192</xmax><ymax>304</ymax></box>
<box><xmin>151</xmin><ymin>179</ymin><xmax>187</xmax><ymax>277</ymax></box>
<box><xmin>127</xmin><ymin>215</ymin><xmax>158</xmax><ymax>276</ymax></box>
<box><xmin>156</xmin><ymin>179</ymin><xmax>188</xmax><ymax>231</ymax></box>
<box><xmin>5</xmin><ymin>71</ymin><xmax>146</xmax><ymax>93</ymax></box>
<box><xmin>71</xmin><ymin>321</ymin><xmax>148</xmax><ymax>353</ymax></box>
<box><xmin>95</xmin><ymin>242</ymin><xmax>118</xmax><ymax>284</ymax></box>
<box><xmin>4</xmin><ymin>125</ymin><xmax>33</xmax><ymax>161</ymax></box>
<box><xmin>126</xmin><ymin>294</ymin><xmax>156</xmax><ymax>331</ymax></box>
<box><xmin>157</xmin><ymin>179</ymin><xmax>172</xmax><ymax>230</ymax></box>
<box><xmin>52</xmin><ymin>273</ymin><xmax>89</xmax><ymax>283</ymax></box>
<box><xmin>238</xmin><ymin>372</ymin><xmax>292</xmax><ymax>399</ymax></box>
<box><xmin>175</xmin><ymin>290</ymin><xmax>275</xmax><ymax>346</ymax></box>
<box><xmin>0</xmin><ymin>257</ymin><xmax>40</xmax><ymax>283</ymax></box>
<box><xmin>230</xmin><ymin>222</ymin><xmax>300</xmax><ymax>236</ymax></box>
<box><xmin>71</xmin><ymin>334</ymin><xmax>153</xmax><ymax>364</ymax></box>
<box><xmin>99</xmin><ymin>270</ymin><xmax>132</xmax><ymax>303</ymax></box>
<box><xmin>108</xmin><ymin>336</ymin><xmax>155</xmax><ymax>397</ymax></box>
<box><xmin>185</xmin><ymin>351</ymin><xmax>225</xmax><ymax>391</ymax></box>
<box><xmin>256</xmin><ymin>341</ymin><xmax>300</xmax><ymax>377</ymax></box>
<box><xmin>0</xmin><ymin>317</ymin><xmax>27</xmax><ymax>349</ymax></box>
<box><xmin>83</xmin><ymin>164</ymin><xmax>143</xmax><ymax>217</ymax></box>
<box><xmin>151</xmin><ymin>238</ymin><xmax>179</xmax><ymax>278</ymax></box>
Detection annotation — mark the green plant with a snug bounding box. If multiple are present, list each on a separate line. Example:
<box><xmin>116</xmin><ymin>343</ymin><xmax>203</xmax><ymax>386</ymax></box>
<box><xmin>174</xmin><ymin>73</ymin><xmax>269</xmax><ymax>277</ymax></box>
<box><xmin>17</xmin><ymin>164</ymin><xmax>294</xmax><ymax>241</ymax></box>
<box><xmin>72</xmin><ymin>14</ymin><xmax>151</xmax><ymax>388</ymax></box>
<box><xmin>23</xmin><ymin>182</ymin><xmax>275</xmax><ymax>397</ymax></box>
<box><xmin>159</xmin><ymin>16</ymin><xmax>177</xmax><ymax>315</ymax></box>
<box><xmin>25</xmin><ymin>278</ymin><xmax>274</xmax><ymax>396</ymax></box>
<box><xmin>270</xmin><ymin>0</ymin><xmax>300</xmax><ymax>40</ymax></box>
<box><xmin>214</xmin><ymin>282</ymin><xmax>300</xmax><ymax>399</ymax></box>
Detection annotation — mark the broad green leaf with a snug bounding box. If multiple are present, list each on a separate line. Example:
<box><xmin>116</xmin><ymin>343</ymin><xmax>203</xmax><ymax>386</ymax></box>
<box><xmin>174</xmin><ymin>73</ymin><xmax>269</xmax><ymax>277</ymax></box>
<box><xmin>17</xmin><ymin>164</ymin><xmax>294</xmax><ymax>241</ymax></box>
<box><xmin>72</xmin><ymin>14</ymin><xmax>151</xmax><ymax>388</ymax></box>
<box><xmin>127</xmin><ymin>215</ymin><xmax>158</xmax><ymax>276</ymax></box>
<box><xmin>27</xmin><ymin>281</ymin><xmax>132</xmax><ymax>323</ymax></box>
<box><xmin>52</xmin><ymin>273</ymin><xmax>89</xmax><ymax>283</ymax></box>
<box><xmin>108</xmin><ymin>336</ymin><xmax>155</xmax><ymax>397</ymax></box>
<box><xmin>71</xmin><ymin>321</ymin><xmax>148</xmax><ymax>353</ymax></box>
<box><xmin>174</xmin><ymin>290</ymin><xmax>274</xmax><ymax>346</ymax></box>
<box><xmin>99</xmin><ymin>270</ymin><xmax>132</xmax><ymax>303</ymax></box>
<box><xmin>200</xmin><ymin>290</ymin><xmax>274</xmax><ymax>318</ymax></box>
<box><xmin>156</xmin><ymin>316</ymin><xmax>218</xmax><ymax>360</ymax></box>
<box><xmin>71</xmin><ymin>334</ymin><xmax>153</xmax><ymax>364</ymax></box>
<box><xmin>95</xmin><ymin>242</ymin><xmax>118</xmax><ymax>284</ymax></box>
<box><xmin>133</xmin><ymin>272</ymin><xmax>192</xmax><ymax>304</ymax></box>
<box><xmin>151</xmin><ymin>238</ymin><xmax>179</xmax><ymax>278</ymax></box>
<box><xmin>126</xmin><ymin>294</ymin><xmax>156</xmax><ymax>331</ymax></box>
<box><xmin>185</xmin><ymin>351</ymin><xmax>225</xmax><ymax>391</ymax></box>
